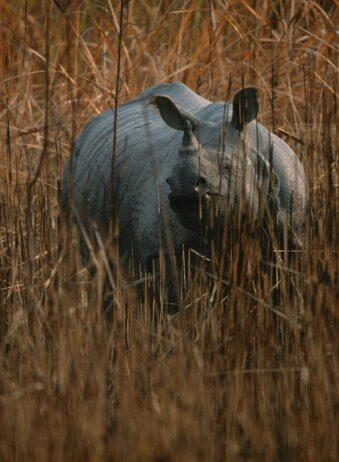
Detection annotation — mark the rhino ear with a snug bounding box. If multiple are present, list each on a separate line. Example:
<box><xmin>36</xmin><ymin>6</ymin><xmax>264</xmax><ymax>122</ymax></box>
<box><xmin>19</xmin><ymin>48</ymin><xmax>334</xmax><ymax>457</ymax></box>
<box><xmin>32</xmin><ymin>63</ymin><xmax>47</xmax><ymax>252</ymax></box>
<box><xmin>150</xmin><ymin>94</ymin><xmax>200</xmax><ymax>131</ymax></box>
<box><xmin>231</xmin><ymin>87</ymin><xmax>258</xmax><ymax>131</ymax></box>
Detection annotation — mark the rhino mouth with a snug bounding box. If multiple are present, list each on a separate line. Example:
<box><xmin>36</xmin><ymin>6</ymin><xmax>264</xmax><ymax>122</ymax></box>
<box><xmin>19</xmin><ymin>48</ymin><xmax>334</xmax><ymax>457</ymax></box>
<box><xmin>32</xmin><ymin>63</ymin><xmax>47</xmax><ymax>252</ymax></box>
<box><xmin>168</xmin><ymin>192</ymin><xmax>207</xmax><ymax>214</ymax></box>
<box><xmin>169</xmin><ymin>190</ymin><xmax>230</xmax><ymax>217</ymax></box>
<box><xmin>168</xmin><ymin>191</ymin><xmax>226</xmax><ymax>231</ymax></box>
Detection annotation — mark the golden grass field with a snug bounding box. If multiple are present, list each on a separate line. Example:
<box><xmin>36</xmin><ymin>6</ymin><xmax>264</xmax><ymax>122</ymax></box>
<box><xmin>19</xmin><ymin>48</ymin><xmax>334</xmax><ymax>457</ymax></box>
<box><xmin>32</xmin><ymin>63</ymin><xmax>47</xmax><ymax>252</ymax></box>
<box><xmin>0</xmin><ymin>1</ymin><xmax>337</xmax><ymax>460</ymax></box>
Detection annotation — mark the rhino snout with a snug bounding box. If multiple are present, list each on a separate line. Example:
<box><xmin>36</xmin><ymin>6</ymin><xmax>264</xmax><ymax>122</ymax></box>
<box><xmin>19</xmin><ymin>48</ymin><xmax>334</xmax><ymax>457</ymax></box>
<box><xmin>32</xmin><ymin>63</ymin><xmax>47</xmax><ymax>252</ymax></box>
<box><xmin>166</xmin><ymin>175</ymin><xmax>211</xmax><ymax>216</ymax></box>
<box><xmin>166</xmin><ymin>174</ymin><xmax>209</xmax><ymax>195</ymax></box>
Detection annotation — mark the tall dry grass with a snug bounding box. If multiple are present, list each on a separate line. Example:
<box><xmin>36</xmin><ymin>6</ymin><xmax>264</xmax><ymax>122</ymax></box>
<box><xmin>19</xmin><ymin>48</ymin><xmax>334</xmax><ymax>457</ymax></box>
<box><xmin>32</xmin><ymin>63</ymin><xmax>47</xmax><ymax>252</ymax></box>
<box><xmin>0</xmin><ymin>1</ymin><xmax>337</xmax><ymax>461</ymax></box>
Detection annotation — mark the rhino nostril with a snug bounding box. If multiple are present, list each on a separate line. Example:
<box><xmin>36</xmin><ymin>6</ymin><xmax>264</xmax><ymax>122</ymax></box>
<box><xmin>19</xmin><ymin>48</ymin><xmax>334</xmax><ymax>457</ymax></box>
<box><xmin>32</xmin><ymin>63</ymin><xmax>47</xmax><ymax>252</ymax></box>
<box><xmin>196</xmin><ymin>176</ymin><xmax>207</xmax><ymax>187</ymax></box>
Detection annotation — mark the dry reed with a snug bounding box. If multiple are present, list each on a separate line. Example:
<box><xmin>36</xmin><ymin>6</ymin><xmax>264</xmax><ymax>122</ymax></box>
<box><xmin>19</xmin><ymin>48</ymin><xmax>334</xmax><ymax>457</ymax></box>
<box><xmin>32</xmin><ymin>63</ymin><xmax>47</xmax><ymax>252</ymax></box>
<box><xmin>0</xmin><ymin>1</ymin><xmax>337</xmax><ymax>461</ymax></box>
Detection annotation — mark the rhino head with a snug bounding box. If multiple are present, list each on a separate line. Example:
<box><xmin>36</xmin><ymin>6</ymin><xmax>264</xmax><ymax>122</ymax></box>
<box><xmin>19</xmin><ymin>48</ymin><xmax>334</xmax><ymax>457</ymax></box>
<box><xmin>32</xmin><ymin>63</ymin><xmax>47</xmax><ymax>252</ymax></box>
<box><xmin>153</xmin><ymin>88</ymin><xmax>280</xmax><ymax>233</ymax></box>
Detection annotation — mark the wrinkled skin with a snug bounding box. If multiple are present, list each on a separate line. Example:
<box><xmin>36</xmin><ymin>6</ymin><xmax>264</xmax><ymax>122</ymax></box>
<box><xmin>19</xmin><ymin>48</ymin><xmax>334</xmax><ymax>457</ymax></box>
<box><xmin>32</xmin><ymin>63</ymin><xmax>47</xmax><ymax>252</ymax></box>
<box><xmin>62</xmin><ymin>82</ymin><xmax>308</xmax><ymax>293</ymax></box>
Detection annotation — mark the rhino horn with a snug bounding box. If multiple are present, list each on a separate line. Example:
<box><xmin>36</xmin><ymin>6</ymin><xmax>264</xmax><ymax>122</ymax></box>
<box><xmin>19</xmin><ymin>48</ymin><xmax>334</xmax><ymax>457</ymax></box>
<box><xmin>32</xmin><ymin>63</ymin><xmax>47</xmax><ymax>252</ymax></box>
<box><xmin>181</xmin><ymin>120</ymin><xmax>199</xmax><ymax>153</ymax></box>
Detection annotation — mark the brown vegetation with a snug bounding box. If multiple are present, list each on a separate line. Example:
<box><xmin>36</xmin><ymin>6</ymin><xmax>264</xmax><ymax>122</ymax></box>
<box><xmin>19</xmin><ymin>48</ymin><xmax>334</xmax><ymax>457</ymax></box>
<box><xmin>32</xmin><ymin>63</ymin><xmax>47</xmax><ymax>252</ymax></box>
<box><xmin>0</xmin><ymin>1</ymin><xmax>337</xmax><ymax>461</ymax></box>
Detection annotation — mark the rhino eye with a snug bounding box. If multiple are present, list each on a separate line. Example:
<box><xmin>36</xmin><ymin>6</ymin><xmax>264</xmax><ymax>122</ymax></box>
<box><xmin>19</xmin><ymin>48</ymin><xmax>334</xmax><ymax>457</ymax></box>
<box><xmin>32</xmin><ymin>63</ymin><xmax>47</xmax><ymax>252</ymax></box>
<box><xmin>223</xmin><ymin>163</ymin><xmax>232</xmax><ymax>173</ymax></box>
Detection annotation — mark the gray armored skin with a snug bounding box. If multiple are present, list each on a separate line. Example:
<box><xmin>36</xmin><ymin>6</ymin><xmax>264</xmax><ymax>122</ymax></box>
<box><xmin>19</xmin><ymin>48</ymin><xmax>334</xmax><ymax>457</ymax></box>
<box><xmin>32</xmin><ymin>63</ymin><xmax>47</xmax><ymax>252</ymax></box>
<box><xmin>62</xmin><ymin>82</ymin><xmax>308</xmax><ymax>287</ymax></box>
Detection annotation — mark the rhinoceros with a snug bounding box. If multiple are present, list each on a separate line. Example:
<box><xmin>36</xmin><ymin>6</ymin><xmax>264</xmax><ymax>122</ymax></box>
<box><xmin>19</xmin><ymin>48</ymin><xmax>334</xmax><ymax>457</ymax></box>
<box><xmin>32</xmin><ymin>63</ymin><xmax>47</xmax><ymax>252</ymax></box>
<box><xmin>62</xmin><ymin>81</ymin><xmax>308</xmax><ymax>296</ymax></box>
